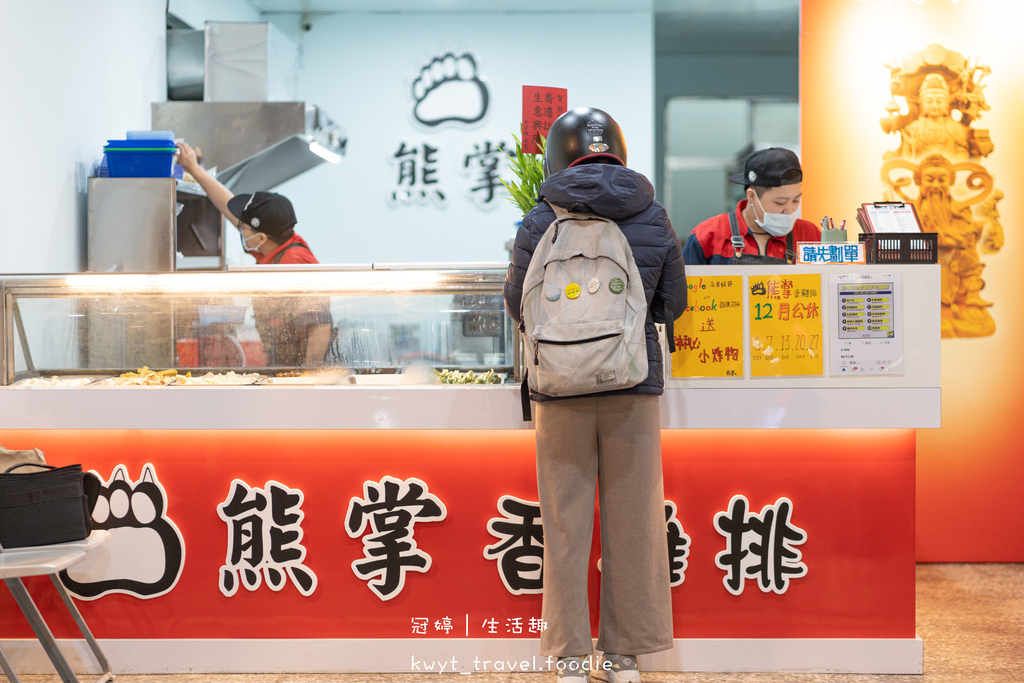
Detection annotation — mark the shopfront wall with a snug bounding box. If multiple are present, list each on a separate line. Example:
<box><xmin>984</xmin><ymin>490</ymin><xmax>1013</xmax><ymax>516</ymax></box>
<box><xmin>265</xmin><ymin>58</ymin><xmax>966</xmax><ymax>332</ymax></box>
<box><xmin>2</xmin><ymin>0</ymin><xmax>1016</xmax><ymax>565</ymax></box>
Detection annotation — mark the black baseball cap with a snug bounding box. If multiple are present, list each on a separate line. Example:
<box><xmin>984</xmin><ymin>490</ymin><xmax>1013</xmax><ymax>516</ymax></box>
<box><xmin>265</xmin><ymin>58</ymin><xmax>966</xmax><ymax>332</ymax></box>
<box><xmin>728</xmin><ymin>148</ymin><xmax>802</xmax><ymax>188</ymax></box>
<box><xmin>227</xmin><ymin>191</ymin><xmax>297</xmax><ymax>240</ymax></box>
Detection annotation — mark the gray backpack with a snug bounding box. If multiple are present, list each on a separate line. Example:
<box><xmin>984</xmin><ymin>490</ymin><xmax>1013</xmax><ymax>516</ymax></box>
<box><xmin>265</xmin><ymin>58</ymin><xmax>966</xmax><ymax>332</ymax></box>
<box><xmin>520</xmin><ymin>202</ymin><xmax>648</xmax><ymax>398</ymax></box>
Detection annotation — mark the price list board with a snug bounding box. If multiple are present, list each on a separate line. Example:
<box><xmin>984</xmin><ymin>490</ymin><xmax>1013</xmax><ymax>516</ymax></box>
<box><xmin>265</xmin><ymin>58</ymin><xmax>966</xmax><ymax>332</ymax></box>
<box><xmin>748</xmin><ymin>274</ymin><xmax>824</xmax><ymax>377</ymax></box>
<box><xmin>829</xmin><ymin>273</ymin><xmax>904</xmax><ymax>376</ymax></box>
<box><xmin>671</xmin><ymin>275</ymin><xmax>744</xmax><ymax>378</ymax></box>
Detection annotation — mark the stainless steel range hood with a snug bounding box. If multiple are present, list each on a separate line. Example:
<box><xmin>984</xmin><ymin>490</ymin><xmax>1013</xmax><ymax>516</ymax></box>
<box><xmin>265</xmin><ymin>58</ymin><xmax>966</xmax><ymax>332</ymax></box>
<box><xmin>159</xmin><ymin>23</ymin><xmax>346</xmax><ymax>194</ymax></box>
<box><xmin>152</xmin><ymin>101</ymin><xmax>346</xmax><ymax>194</ymax></box>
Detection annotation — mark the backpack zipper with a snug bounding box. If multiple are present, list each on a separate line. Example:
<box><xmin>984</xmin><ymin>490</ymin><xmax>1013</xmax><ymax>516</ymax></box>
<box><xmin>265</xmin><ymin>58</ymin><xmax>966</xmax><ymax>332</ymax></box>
<box><xmin>539</xmin><ymin>332</ymin><xmax>620</xmax><ymax>345</ymax></box>
<box><xmin>534</xmin><ymin>332</ymin><xmax>621</xmax><ymax>365</ymax></box>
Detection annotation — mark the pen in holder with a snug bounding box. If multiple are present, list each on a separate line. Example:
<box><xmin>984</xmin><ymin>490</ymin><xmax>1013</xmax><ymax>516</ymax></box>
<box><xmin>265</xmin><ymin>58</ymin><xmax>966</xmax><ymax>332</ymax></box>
<box><xmin>820</xmin><ymin>217</ymin><xmax>848</xmax><ymax>243</ymax></box>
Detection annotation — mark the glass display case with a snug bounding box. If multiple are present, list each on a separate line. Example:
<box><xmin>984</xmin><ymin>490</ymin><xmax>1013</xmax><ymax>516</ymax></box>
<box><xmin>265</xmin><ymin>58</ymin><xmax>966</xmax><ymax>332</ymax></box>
<box><xmin>0</xmin><ymin>266</ymin><xmax>515</xmax><ymax>386</ymax></box>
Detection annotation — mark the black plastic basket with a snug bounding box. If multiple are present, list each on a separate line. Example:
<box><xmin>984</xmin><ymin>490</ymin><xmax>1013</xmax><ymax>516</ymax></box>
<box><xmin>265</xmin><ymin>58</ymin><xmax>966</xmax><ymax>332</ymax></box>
<box><xmin>858</xmin><ymin>232</ymin><xmax>937</xmax><ymax>264</ymax></box>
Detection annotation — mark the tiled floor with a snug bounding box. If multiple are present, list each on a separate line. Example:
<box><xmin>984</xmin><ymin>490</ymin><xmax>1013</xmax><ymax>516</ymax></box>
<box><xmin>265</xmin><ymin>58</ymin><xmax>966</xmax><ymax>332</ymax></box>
<box><xmin>13</xmin><ymin>563</ymin><xmax>1023</xmax><ymax>683</ymax></box>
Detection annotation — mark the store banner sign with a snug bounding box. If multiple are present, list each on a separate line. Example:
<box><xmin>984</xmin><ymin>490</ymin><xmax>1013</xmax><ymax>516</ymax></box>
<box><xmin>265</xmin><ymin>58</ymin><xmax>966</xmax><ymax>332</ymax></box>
<box><xmin>388</xmin><ymin>138</ymin><xmax>512</xmax><ymax>209</ymax></box>
<box><xmin>218</xmin><ymin>479</ymin><xmax>318</xmax><ymax>597</ymax></box>
<box><xmin>387</xmin><ymin>49</ymin><xmax>514</xmax><ymax>211</ymax></box>
<box><xmin>0</xmin><ymin>429</ymin><xmax>915</xmax><ymax>641</ymax></box>
<box><xmin>59</xmin><ymin>464</ymin><xmax>185</xmax><ymax>601</ymax></box>
<box><xmin>671</xmin><ymin>275</ymin><xmax>744</xmax><ymax>378</ymax></box>
<box><xmin>410</xmin><ymin>50</ymin><xmax>490</xmax><ymax>129</ymax></box>
<box><xmin>714</xmin><ymin>495</ymin><xmax>807</xmax><ymax>596</ymax></box>
<box><xmin>748</xmin><ymin>274</ymin><xmax>824</xmax><ymax>377</ymax></box>
<box><xmin>346</xmin><ymin>476</ymin><xmax>448</xmax><ymax>601</ymax></box>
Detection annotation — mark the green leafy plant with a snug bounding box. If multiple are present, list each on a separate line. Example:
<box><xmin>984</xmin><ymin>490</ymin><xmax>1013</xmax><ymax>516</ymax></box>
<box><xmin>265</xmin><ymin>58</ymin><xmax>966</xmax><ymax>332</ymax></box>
<box><xmin>501</xmin><ymin>133</ymin><xmax>545</xmax><ymax>217</ymax></box>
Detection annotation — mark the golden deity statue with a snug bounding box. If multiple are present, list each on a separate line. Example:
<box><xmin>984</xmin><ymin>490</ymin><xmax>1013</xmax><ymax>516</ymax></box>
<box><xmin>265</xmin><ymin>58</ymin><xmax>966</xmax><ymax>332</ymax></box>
<box><xmin>880</xmin><ymin>44</ymin><xmax>1002</xmax><ymax>338</ymax></box>
<box><xmin>899</xmin><ymin>74</ymin><xmax>970</xmax><ymax>160</ymax></box>
<box><xmin>914</xmin><ymin>155</ymin><xmax>992</xmax><ymax>335</ymax></box>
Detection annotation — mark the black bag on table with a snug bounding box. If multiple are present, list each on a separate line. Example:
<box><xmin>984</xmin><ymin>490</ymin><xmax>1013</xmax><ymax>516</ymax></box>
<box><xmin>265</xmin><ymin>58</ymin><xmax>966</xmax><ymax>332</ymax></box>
<box><xmin>0</xmin><ymin>463</ymin><xmax>101</xmax><ymax>549</ymax></box>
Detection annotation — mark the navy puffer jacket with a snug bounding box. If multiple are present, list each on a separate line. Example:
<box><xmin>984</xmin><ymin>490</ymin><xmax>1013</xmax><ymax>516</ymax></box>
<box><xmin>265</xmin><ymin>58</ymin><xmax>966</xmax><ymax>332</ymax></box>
<box><xmin>503</xmin><ymin>164</ymin><xmax>686</xmax><ymax>400</ymax></box>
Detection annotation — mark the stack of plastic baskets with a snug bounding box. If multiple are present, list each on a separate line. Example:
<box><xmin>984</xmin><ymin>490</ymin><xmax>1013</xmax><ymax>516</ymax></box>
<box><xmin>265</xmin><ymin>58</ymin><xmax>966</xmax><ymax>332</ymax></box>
<box><xmin>103</xmin><ymin>130</ymin><xmax>177</xmax><ymax>178</ymax></box>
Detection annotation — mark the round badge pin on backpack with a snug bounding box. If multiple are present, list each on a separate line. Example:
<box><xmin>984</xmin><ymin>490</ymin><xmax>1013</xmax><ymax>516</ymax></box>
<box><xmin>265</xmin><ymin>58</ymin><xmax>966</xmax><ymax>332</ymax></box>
<box><xmin>609</xmin><ymin>277</ymin><xmax>625</xmax><ymax>294</ymax></box>
<box><xmin>587</xmin><ymin>278</ymin><xmax>601</xmax><ymax>294</ymax></box>
<box><xmin>565</xmin><ymin>283</ymin><xmax>581</xmax><ymax>299</ymax></box>
<box><xmin>545</xmin><ymin>285</ymin><xmax>561</xmax><ymax>301</ymax></box>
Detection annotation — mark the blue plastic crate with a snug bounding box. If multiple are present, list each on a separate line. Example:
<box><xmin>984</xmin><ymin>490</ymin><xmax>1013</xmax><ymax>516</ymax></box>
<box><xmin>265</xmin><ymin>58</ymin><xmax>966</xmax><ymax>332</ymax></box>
<box><xmin>103</xmin><ymin>148</ymin><xmax>176</xmax><ymax>178</ymax></box>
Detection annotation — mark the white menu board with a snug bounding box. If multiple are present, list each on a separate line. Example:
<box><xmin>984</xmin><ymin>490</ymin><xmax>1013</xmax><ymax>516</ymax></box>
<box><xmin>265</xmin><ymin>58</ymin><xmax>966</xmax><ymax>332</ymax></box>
<box><xmin>828</xmin><ymin>272</ymin><xmax>904</xmax><ymax>376</ymax></box>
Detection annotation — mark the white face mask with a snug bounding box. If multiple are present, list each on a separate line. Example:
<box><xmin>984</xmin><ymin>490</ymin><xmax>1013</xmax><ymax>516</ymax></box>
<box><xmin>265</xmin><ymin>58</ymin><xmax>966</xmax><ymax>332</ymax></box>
<box><xmin>241</xmin><ymin>231</ymin><xmax>263</xmax><ymax>251</ymax></box>
<box><xmin>753</xmin><ymin>193</ymin><xmax>800</xmax><ymax>237</ymax></box>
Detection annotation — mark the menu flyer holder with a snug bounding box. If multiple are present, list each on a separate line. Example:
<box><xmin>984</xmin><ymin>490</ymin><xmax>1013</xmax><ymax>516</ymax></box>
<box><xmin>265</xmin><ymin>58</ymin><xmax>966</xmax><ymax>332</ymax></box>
<box><xmin>855</xmin><ymin>202</ymin><xmax>935</xmax><ymax>264</ymax></box>
<box><xmin>856</xmin><ymin>202</ymin><xmax>923</xmax><ymax>234</ymax></box>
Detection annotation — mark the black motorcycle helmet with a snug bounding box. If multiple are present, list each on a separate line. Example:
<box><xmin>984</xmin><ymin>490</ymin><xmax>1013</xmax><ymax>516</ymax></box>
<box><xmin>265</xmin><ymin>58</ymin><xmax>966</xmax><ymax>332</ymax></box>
<box><xmin>543</xmin><ymin>107</ymin><xmax>627</xmax><ymax>178</ymax></box>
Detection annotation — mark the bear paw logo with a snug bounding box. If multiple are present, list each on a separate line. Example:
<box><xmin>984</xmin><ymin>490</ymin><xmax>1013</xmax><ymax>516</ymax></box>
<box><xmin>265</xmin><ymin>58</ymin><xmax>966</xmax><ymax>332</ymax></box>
<box><xmin>59</xmin><ymin>464</ymin><xmax>185</xmax><ymax>600</ymax></box>
<box><xmin>411</xmin><ymin>50</ymin><xmax>490</xmax><ymax>128</ymax></box>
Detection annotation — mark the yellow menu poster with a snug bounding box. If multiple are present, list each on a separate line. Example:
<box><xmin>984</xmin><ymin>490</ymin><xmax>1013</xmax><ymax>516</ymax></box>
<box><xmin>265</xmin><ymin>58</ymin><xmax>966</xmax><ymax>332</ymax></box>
<box><xmin>748</xmin><ymin>274</ymin><xmax>824</xmax><ymax>377</ymax></box>
<box><xmin>671</xmin><ymin>275</ymin><xmax>744</xmax><ymax>378</ymax></box>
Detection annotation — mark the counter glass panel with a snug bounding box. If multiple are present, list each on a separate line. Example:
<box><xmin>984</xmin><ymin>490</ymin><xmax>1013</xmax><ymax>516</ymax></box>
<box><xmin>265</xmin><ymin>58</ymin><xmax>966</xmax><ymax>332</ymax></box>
<box><xmin>1</xmin><ymin>268</ymin><xmax>514</xmax><ymax>385</ymax></box>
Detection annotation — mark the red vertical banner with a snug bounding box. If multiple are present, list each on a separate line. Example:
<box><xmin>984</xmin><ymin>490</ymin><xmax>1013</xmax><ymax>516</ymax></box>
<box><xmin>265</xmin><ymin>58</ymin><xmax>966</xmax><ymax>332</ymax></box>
<box><xmin>521</xmin><ymin>86</ymin><xmax>567</xmax><ymax>154</ymax></box>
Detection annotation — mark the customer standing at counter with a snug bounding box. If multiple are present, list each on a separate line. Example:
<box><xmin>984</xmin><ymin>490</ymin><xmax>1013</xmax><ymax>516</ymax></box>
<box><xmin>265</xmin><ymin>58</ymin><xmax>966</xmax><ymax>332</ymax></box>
<box><xmin>682</xmin><ymin>147</ymin><xmax>819</xmax><ymax>265</ymax></box>
<box><xmin>504</xmin><ymin>108</ymin><xmax>685</xmax><ymax>683</ymax></box>
<box><xmin>176</xmin><ymin>141</ymin><xmax>331</xmax><ymax>367</ymax></box>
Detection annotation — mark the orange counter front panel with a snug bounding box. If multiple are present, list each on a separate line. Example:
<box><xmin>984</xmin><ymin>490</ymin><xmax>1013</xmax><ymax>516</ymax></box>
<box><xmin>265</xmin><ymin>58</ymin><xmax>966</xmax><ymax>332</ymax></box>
<box><xmin>0</xmin><ymin>428</ymin><xmax>914</xmax><ymax>641</ymax></box>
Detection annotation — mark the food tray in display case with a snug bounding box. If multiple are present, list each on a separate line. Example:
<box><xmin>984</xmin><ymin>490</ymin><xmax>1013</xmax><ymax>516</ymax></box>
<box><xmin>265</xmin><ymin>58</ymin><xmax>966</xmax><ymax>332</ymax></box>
<box><xmin>257</xmin><ymin>369</ymin><xmax>353</xmax><ymax>385</ymax></box>
<box><xmin>0</xmin><ymin>266</ymin><xmax>516</xmax><ymax>387</ymax></box>
<box><xmin>171</xmin><ymin>371</ymin><xmax>264</xmax><ymax>386</ymax></box>
<box><xmin>95</xmin><ymin>376</ymin><xmax>182</xmax><ymax>387</ymax></box>
<box><xmin>10</xmin><ymin>375</ymin><xmax>107</xmax><ymax>387</ymax></box>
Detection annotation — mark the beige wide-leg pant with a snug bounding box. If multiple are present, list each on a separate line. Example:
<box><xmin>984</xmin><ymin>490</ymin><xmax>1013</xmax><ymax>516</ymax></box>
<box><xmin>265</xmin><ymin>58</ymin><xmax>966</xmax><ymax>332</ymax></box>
<box><xmin>534</xmin><ymin>394</ymin><xmax>673</xmax><ymax>657</ymax></box>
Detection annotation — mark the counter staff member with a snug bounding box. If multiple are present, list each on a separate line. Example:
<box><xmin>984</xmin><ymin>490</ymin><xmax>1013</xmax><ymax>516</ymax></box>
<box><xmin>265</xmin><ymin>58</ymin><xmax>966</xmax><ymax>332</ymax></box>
<box><xmin>176</xmin><ymin>141</ymin><xmax>331</xmax><ymax>367</ymax></box>
<box><xmin>682</xmin><ymin>147</ymin><xmax>820</xmax><ymax>265</ymax></box>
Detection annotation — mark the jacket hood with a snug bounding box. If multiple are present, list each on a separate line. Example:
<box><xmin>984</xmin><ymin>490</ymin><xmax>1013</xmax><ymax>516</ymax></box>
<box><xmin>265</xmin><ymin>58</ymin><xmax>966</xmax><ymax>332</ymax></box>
<box><xmin>537</xmin><ymin>164</ymin><xmax>654</xmax><ymax>221</ymax></box>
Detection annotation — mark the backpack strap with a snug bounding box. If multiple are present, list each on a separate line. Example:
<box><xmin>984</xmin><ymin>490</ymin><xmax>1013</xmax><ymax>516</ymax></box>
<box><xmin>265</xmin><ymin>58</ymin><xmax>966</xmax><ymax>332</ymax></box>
<box><xmin>546</xmin><ymin>200</ymin><xmax>611</xmax><ymax>226</ymax></box>
<box><xmin>521</xmin><ymin>370</ymin><xmax>532</xmax><ymax>422</ymax></box>
<box><xmin>664</xmin><ymin>299</ymin><xmax>676</xmax><ymax>353</ymax></box>
<box><xmin>271</xmin><ymin>241</ymin><xmax>305</xmax><ymax>264</ymax></box>
<box><xmin>546</xmin><ymin>200</ymin><xmax>570</xmax><ymax>219</ymax></box>
<box><xmin>547</xmin><ymin>200</ymin><xmax>587</xmax><ymax>220</ymax></box>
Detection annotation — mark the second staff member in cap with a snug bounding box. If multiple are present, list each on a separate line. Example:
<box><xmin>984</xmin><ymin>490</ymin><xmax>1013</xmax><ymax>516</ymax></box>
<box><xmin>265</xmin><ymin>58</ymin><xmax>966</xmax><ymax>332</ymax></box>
<box><xmin>176</xmin><ymin>141</ymin><xmax>332</xmax><ymax>367</ymax></box>
<box><xmin>682</xmin><ymin>148</ymin><xmax>820</xmax><ymax>265</ymax></box>
<box><xmin>176</xmin><ymin>141</ymin><xmax>320</xmax><ymax>265</ymax></box>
